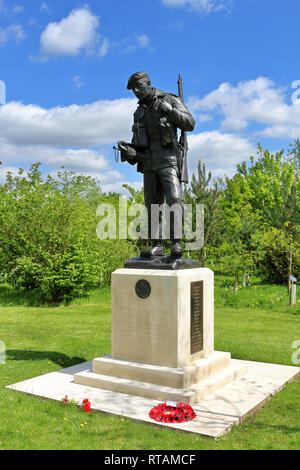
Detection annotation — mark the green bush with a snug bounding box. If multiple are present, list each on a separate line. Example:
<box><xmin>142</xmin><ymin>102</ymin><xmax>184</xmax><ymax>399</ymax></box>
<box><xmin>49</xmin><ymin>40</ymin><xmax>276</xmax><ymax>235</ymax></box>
<box><xmin>0</xmin><ymin>164</ymin><xmax>136</xmax><ymax>303</ymax></box>
<box><xmin>255</xmin><ymin>228</ymin><xmax>300</xmax><ymax>285</ymax></box>
<box><xmin>97</xmin><ymin>239</ymin><xmax>138</xmax><ymax>285</ymax></box>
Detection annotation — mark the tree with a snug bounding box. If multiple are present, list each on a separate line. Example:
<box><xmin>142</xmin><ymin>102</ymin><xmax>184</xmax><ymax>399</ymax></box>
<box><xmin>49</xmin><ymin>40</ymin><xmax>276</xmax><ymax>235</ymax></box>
<box><xmin>122</xmin><ymin>183</ymin><xmax>149</xmax><ymax>253</ymax></box>
<box><xmin>184</xmin><ymin>161</ymin><xmax>225</xmax><ymax>265</ymax></box>
<box><xmin>220</xmin><ymin>144</ymin><xmax>300</xmax><ymax>285</ymax></box>
<box><xmin>0</xmin><ymin>164</ymin><xmax>137</xmax><ymax>303</ymax></box>
<box><xmin>288</xmin><ymin>138</ymin><xmax>300</xmax><ymax>171</ymax></box>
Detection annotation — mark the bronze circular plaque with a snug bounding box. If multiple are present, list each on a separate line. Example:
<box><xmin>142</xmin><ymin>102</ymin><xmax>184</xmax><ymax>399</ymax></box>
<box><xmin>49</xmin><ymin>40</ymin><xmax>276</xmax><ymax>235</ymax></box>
<box><xmin>135</xmin><ymin>279</ymin><xmax>151</xmax><ymax>299</ymax></box>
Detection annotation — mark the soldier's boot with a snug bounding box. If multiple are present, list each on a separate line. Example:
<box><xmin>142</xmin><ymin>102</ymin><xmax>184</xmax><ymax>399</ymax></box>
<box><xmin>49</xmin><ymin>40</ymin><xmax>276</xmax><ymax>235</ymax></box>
<box><xmin>140</xmin><ymin>241</ymin><xmax>164</xmax><ymax>258</ymax></box>
<box><xmin>171</xmin><ymin>240</ymin><xmax>183</xmax><ymax>258</ymax></box>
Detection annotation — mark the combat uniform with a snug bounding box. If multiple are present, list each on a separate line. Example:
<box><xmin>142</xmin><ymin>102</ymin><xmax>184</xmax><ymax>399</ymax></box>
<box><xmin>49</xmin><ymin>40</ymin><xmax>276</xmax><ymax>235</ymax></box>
<box><xmin>131</xmin><ymin>87</ymin><xmax>195</xmax><ymax>244</ymax></box>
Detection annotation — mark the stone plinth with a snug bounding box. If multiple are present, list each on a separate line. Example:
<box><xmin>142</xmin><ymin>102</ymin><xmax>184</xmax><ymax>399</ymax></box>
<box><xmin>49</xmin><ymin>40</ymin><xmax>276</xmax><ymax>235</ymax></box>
<box><xmin>74</xmin><ymin>352</ymin><xmax>247</xmax><ymax>404</ymax></box>
<box><xmin>111</xmin><ymin>268</ymin><xmax>214</xmax><ymax>368</ymax></box>
<box><xmin>74</xmin><ymin>267</ymin><xmax>247</xmax><ymax>403</ymax></box>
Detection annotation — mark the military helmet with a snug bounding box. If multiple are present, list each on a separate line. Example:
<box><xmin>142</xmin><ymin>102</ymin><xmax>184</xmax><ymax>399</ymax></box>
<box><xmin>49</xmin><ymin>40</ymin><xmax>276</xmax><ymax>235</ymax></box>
<box><xmin>127</xmin><ymin>71</ymin><xmax>151</xmax><ymax>90</ymax></box>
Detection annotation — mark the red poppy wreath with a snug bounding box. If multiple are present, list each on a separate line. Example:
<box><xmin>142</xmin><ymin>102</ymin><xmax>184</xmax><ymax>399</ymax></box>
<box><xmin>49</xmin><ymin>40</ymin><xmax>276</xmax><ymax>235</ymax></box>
<box><xmin>149</xmin><ymin>402</ymin><xmax>196</xmax><ymax>424</ymax></box>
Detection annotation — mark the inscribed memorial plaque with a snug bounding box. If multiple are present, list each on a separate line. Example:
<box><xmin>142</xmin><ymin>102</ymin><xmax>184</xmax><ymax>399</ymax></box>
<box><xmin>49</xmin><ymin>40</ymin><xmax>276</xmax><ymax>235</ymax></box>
<box><xmin>190</xmin><ymin>281</ymin><xmax>203</xmax><ymax>354</ymax></box>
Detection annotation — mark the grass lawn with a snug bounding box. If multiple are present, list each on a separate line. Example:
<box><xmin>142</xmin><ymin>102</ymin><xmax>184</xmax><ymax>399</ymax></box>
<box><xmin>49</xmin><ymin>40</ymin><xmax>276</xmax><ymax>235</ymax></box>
<box><xmin>0</xmin><ymin>277</ymin><xmax>299</xmax><ymax>450</ymax></box>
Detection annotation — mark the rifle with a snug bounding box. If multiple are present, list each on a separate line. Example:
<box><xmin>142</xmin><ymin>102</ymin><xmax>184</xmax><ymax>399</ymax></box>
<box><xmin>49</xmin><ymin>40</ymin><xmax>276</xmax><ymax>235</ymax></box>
<box><xmin>177</xmin><ymin>74</ymin><xmax>189</xmax><ymax>184</ymax></box>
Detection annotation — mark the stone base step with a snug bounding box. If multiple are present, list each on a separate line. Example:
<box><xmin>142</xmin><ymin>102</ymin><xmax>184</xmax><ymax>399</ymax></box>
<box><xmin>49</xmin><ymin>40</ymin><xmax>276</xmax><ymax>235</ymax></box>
<box><xmin>74</xmin><ymin>362</ymin><xmax>247</xmax><ymax>405</ymax></box>
<box><xmin>92</xmin><ymin>351</ymin><xmax>231</xmax><ymax>388</ymax></box>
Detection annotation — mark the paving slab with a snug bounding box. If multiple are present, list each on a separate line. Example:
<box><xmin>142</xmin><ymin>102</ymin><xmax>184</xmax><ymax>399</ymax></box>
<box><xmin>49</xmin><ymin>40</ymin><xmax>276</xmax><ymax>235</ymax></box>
<box><xmin>6</xmin><ymin>359</ymin><xmax>300</xmax><ymax>438</ymax></box>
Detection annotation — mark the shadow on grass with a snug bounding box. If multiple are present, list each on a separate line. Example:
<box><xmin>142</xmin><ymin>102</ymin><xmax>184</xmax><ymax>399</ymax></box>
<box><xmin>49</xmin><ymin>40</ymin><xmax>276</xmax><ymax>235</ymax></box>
<box><xmin>6</xmin><ymin>350</ymin><xmax>86</xmax><ymax>368</ymax></box>
<box><xmin>0</xmin><ymin>283</ymin><xmax>110</xmax><ymax>308</ymax></box>
<box><xmin>0</xmin><ymin>284</ymin><xmax>48</xmax><ymax>307</ymax></box>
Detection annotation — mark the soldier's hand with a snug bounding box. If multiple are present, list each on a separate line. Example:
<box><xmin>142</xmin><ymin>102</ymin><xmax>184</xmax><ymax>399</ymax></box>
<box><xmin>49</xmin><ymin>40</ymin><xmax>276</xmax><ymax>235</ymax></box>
<box><xmin>160</xmin><ymin>100</ymin><xmax>173</xmax><ymax>114</ymax></box>
<box><xmin>117</xmin><ymin>141</ymin><xmax>136</xmax><ymax>162</ymax></box>
<box><xmin>125</xmin><ymin>147</ymin><xmax>136</xmax><ymax>159</ymax></box>
<box><xmin>118</xmin><ymin>141</ymin><xmax>129</xmax><ymax>152</ymax></box>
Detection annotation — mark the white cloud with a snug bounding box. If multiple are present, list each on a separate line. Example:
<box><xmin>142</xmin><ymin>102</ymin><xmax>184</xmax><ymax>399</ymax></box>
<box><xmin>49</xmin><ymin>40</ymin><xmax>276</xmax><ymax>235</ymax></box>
<box><xmin>0</xmin><ymin>24</ymin><xmax>25</xmax><ymax>46</ymax></box>
<box><xmin>38</xmin><ymin>6</ymin><xmax>107</xmax><ymax>60</ymax></box>
<box><xmin>0</xmin><ymin>156</ymin><xmax>142</xmax><ymax>195</ymax></box>
<box><xmin>3</xmin><ymin>76</ymin><xmax>286</xmax><ymax>190</ymax></box>
<box><xmin>37</xmin><ymin>148</ymin><xmax>110</xmax><ymax>173</ymax></box>
<box><xmin>198</xmin><ymin>113</ymin><xmax>213</xmax><ymax>123</ymax></box>
<box><xmin>189</xmin><ymin>77</ymin><xmax>285</xmax><ymax>131</ymax></box>
<box><xmin>188</xmin><ymin>131</ymin><xmax>256</xmax><ymax>178</ymax></box>
<box><xmin>72</xmin><ymin>75</ymin><xmax>84</xmax><ymax>89</ymax></box>
<box><xmin>99</xmin><ymin>37</ymin><xmax>109</xmax><ymax>57</ymax></box>
<box><xmin>0</xmin><ymin>91</ymin><xmax>259</xmax><ymax>188</ymax></box>
<box><xmin>0</xmin><ymin>96</ymin><xmax>138</xmax><ymax>191</ymax></box>
<box><xmin>100</xmin><ymin>180</ymin><xmax>143</xmax><ymax>196</ymax></box>
<box><xmin>137</xmin><ymin>34</ymin><xmax>150</xmax><ymax>48</ymax></box>
<box><xmin>0</xmin><ymin>165</ymin><xmax>20</xmax><ymax>183</ymax></box>
<box><xmin>123</xmin><ymin>33</ymin><xmax>153</xmax><ymax>53</ymax></box>
<box><xmin>0</xmin><ymin>98</ymin><xmax>136</xmax><ymax>147</ymax></box>
<box><xmin>0</xmin><ymin>1</ymin><xmax>25</xmax><ymax>14</ymax></box>
<box><xmin>189</xmin><ymin>77</ymin><xmax>300</xmax><ymax>140</ymax></box>
<box><xmin>0</xmin><ymin>141</ymin><xmax>109</xmax><ymax>171</ymax></box>
<box><xmin>0</xmin><ymin>80</ymin><xmax>6</xmax><ymax>104</ymax></box>
<box><xmin>0</xmin><ymin>141</ymin><xmax>129</xmax><ymax>191</ymax></box>
<box><xmin>161</xmin><ymin>0</ymin><xmax>232</xmax><ymax>15</ymax></box>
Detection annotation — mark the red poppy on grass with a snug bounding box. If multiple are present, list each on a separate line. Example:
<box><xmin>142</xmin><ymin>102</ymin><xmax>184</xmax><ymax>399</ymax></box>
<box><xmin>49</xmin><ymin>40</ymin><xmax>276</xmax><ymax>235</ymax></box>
<box><xmin>62</xmin><ymin>395</ymin><xmax>69</xmax><ymax>405</ymax></box>
<box><xmin>82</xmin><ymin>399</ymin><xmax>91</xmax><ymax>412</ymax></box>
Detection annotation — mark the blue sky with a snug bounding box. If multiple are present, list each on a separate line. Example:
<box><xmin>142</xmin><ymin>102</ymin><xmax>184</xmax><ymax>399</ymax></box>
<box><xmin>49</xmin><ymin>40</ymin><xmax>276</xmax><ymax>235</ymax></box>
<box><xmin>0</xmin><ymin>0</ymin><xmax>300</xmax><ymax>193</ymax></box>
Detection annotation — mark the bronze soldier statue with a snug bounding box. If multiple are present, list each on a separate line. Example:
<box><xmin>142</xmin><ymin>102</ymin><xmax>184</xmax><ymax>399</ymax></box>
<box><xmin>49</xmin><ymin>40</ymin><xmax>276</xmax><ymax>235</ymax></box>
<box><xmin>118</xmin><ymin>71</ymin><xmax>195</xmax><ymax>259</ymax></box>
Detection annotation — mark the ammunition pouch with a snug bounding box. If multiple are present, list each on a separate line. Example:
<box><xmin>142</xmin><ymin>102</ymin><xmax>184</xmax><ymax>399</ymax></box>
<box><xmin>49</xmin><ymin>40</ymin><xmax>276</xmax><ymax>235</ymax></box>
<box><xmin>132</xmin><ymin>122</ymin><xmax>148</xmax><ymax>149</ymax></box>
<box><xmin>158</xmin><ymin>117</ymin><xmax>177</xmax><ymax>147</ymax></box>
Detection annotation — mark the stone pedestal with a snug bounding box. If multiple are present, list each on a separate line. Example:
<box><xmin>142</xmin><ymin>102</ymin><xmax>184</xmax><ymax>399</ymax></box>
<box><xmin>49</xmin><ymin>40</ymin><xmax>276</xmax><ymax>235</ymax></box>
<box><xmin>112</xmin><ymin>268</ymin><xmax>214</xmax><ymax>367</ymax></box>
<box><xmin>74</xmin><ymin>268</ymin><xmax>247</xmax><ymax>404</ymax></box>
